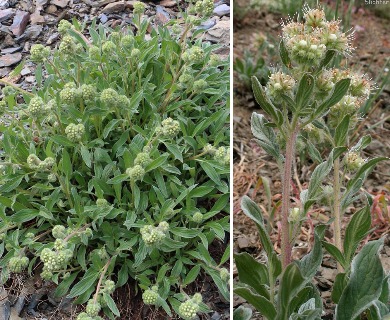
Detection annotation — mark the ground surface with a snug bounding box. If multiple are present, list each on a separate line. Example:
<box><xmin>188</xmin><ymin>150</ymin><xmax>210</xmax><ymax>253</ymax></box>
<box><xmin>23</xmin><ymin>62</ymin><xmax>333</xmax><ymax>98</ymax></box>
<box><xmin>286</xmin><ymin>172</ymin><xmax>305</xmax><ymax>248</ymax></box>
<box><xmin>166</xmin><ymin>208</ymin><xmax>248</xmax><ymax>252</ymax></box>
<box><xmin>0</xmin><ymin>0</ymin><xmax>230</xmax><ymax>319</ymax></box>
<box><xmin>233</xmin><ymin>1</ymin><xmax>390</xmax><ymax>318</ymax></box>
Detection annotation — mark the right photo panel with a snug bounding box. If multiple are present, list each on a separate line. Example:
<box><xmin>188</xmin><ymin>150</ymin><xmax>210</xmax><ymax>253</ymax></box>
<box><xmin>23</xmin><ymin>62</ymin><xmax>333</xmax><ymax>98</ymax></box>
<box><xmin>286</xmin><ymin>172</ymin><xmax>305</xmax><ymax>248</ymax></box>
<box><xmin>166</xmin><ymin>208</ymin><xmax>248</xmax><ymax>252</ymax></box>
<box><xmin>233</xmin><ymin>1</ymin><xmax>390</xmax><ymax>319</ymax></box>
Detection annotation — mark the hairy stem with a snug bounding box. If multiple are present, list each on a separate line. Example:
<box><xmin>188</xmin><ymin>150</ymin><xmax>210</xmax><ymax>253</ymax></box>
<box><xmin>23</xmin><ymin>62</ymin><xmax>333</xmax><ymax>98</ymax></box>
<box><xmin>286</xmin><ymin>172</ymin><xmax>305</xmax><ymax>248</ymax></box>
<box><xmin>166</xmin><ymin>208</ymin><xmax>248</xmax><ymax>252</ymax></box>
<box><xmin>281</xmin><ymin>125</ymin><xmax>299</xmax><ymax>269</ymax></box>
<box><xmin>333</xmin><ymin>157</ymin><xmax>343</xmax><ymax>272</ymax></box>
<box><xmin>93</xmin><ymin>258</ymin><xmax>111</xmax><ymax>303</ymax></box>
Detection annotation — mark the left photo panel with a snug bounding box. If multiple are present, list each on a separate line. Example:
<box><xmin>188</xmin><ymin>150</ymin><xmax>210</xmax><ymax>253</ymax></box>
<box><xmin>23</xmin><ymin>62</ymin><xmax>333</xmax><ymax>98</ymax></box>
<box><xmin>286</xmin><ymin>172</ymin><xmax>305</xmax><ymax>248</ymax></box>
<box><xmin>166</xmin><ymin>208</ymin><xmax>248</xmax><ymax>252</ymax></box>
<box><xmin>0</xmin><ymin>1</ymin><xmax>231</xmax><ymax>319</ymax></box>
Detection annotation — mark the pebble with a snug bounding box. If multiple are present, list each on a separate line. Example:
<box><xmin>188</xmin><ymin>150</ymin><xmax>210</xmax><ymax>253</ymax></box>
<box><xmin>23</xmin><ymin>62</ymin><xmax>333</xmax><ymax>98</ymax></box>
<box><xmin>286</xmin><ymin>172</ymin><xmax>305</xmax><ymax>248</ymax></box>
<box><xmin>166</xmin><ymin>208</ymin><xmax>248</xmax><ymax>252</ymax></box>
<box><xmin>0</xmin><ymin>8</ymin><xmax>13</xmax><ymax>22</ymax></box>
<box><xmin>99</xmin><ymin>13</ymin><xmax>108</xmax><ymax>23</ymax></box>
<box><xmin>0</xmin><ymin>52</ymin><xmax>22</xmax><ymax>67</ymax></box>
<box><xmin>9</xmin><ymin>11</ymin><xmax>30</xmax><ymax>36</ymax></box>
<box><xmin>102</xmin><ymin>1</ymin><xmax>125</xmax><ymax>13</ymax></box>
<box><xmin>46</xmin><ymin>32</ymin><xmax>60</xmax><ymax>44</ymax></box>
<box><xmin>213</xmin><ymin>4</ymin><xmax>230</xmax><ymax>17</ymax></box>
<box><xmin>155</xmin><ymin>5</ymin><xmax>170</xmax><ymax>25</ymax></box>
<box><xmin>197</xmin><ymin>18</ymin><xmax>216</xmax><ymax>30</ymax></box>
<box><xmin>21</xmin><ymin>66</ymin><xmax>31</xmax><ymax>76</ymax></box>
<box><xmin>46</xmin><ymin>4</ymin><xmax>58</xmax><ymax>13</ymax></box>
<box><xmin>0</xmin><ymin>0</ymin><xmax>17</xmax><ymax>9</ymax></box>
<box><xmin>158</xmin><ymin>0</ymin><xmax>177</xmax><ymax>7</ymax></box>
<box><xmin>205</xmin><ymin>19</ymin><xmax>229</xmax><ymax>46</ymax></box>
<box><xmin>50</xmin><ymin>0</ymin><xmax>69</xmax><ymax>8</ymax></box>
<box><xmin>0</xmin><ymin>67</ymin><xmax>11</xmax><ymax>77</ymax></box>
<box><xmin>1</xmin><ymin>46</ymin><xmax>20</xmax><ymax>54</ymax></box>
<box><xmin>23</xmin><ymin>24</ymin><xmax>43</xmax><ymax>40</ymax></box>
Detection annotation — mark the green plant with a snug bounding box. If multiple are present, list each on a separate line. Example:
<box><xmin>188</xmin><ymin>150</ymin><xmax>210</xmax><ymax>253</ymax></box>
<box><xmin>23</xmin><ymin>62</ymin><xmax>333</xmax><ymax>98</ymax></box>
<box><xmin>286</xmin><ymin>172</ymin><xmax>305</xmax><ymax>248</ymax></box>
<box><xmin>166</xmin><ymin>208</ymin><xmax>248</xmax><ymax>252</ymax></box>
<box><xmin>0</xmin><ymin>2</ymin><xmax>230</xmax><ymax>319</ymax></box>
<box><xmin>234</xmin><ymin>5</ymin><xmax>389</xmax><ymax>320</ymax></box>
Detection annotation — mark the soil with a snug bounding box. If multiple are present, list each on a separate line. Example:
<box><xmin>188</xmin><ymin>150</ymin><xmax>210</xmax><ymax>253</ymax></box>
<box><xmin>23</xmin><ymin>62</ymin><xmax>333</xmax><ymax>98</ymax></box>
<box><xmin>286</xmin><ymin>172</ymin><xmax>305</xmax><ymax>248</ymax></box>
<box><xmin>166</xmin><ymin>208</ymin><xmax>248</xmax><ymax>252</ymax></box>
<box><xmin>233</xmin><ymin>1</ymin><xmax>390</xmax><ymax>318</ymax></box>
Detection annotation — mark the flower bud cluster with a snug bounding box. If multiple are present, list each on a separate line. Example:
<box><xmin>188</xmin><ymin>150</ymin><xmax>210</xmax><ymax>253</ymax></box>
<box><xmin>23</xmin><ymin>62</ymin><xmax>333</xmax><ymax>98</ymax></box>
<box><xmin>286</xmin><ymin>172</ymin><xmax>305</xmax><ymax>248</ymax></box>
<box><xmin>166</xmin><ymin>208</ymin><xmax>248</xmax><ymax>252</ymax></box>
<box><xmin>142</xmin><ymin>286</ymin><xmax>159</xmax><ymax>305</ymax></box>
<box><xmin>193</xmin><ymin>79</ymin><xmax>207</xmax><ymax>92</ymax></box>
<box><xmin>81</xmin><ymin>84</ymin><xmax>97</xmax><ymax>103</ymax></box>
<box><xmin>30</xmin><ymin>44</ymin><xmax>50</xmax><ymax>63</ymax></box>
<box><xmin>266</xmin><ymin>72</ymin><xmax>295</xmax><ymax>101</ymax></box>
<box><xmin>40</xmin><ymin>247</ymin><xmax>72</xmax><ymax>273</ymax></box>
<box><xmin>182</xmin><ymin>46</ymin><xmax>205</xmax><ymax>64</ymax></box>
<box><xmin>208</xmin><ymin>54</ymin><xmax>221</xmax><ymax>67</ymax></box>
<box><xmin>59</xmin><ymin>35</ymin><xmax>76</xmax><ymax>55</ymax></box>
<box><xmin>27</xmin><ymin>154</ymin><xmax>56</xmax><ymax>171</ymax></box>
<box><xmin>86</xmin><ymin>300</ymin><xmax>101</xmax><ymax>317</ymax></box>
<box><xmin>289</xmin><ymin>207</ymin><xmax>301</xmax><ymax>222</ymax></box>
<box><xmin>131</xmin><ymin>48</ymin><xmax>141</xmax><ymax>60</ymax></box>
<box><xmin>89</xmin><ymin>45</ymin><xmax>100</xmax><ymax>60</ymax></box>
<box><xmin>140</xmin><ymin>222</ymin><xmax>169</xmax><ymax>246</ymax></box>
<box><xmin>8</xmin><ymin>256</ymin><xmax>29</xmax><ymax>273</ymax></box>
<box><xmin>134</xmin><ymin>152</ymin><xmax>151</xmax><ymax>167</ymax></box>
<box><xmin>220</xmin><ymin>268</ymin><xmax>229</xmax><ymax>282</ymax></box>
<box><xmin>192</xmin><ymin>211</ymin><xmax>204</xmax><ymax>223</ymax></box>
<box><xmin>96</xmin><ymin>198</ymin><xmax>109</xmax><ymax>207</ymax></box>
<box><xmin>161</xmin><ymin>117</ymin><xmax>181</xmax><ymax>138</ymax></box>
<box><xmin>345</xmin><ymin>151</ymin><xmax>365</xmax><ymax>171</ymax></box>
<box><xmin>101</xmin><ymin>280</ymin><xmax>115</xmax><ymax>295</ymax></box>
<box><xmin>133</xmin><ymin>1</ymin><xmax>145</xmax><ymax>14</ymax></box>
<box><xmin>214</xmin><ymin>146</ymin><xmax>230</xmax><ymax>165</ymax></box>
<box><xmin>100</xmin><ymin>88</ymin><xmax>119</xmax><ymax>107</ymax></box>
<box><xmin>65</xmin><ymin>123</ymin><xmax>85</xmax><ymax>142</ymax></box>
<box><xmin>195</xmin><ymin>0</ymin><xmax>214</xmax><ymax>17</ymax></box>
<box><xmin>282</xmin><ymin>7</ymin><xmax>353</xmax><ymax>67</ymax></box>
<box><xmin>203</xmin><ymin>144</ymin><xmax>216</xmax><ymax>155</ymax></box>
<box><xmin>76</xmin><ymin>312</ymin><xmax>102</xmax><ymax>320</ymax></box>
<box><xmin>60</xmin><ymin>82</ymin><xmax>78</xmax><ymax>104</ymax></box>
<box><xmin>126</xmin><ymin>164</ymin><xmax>145</xmax><ymax>181</ymax></box>
<box><xmin>121</xmin><ymin>35</ymin><xmax>134</xmax><ymax>48</ymax></box>
<box><xmin>27</xmin><ymin>96</ymin><xmax>46</xmax><ymax>117</ymax></box>
<box><xmin>102</xmin><ymin>41</ymin><xmax>116</xmax><ymax>54</ymax></box>
<box><xmin>179</xmin><ymin>294</ymin><xmax>202</xmax><ymax>320</ymax></box>
<box><xmin>58</xmin><ymin>19</ymin><xmax>73</xmax><ymax>35</ymax></box>
<box><xmin>52</xmin><ymin>225</ymin><xmax>67</xmax><ymax>239</ymax></box>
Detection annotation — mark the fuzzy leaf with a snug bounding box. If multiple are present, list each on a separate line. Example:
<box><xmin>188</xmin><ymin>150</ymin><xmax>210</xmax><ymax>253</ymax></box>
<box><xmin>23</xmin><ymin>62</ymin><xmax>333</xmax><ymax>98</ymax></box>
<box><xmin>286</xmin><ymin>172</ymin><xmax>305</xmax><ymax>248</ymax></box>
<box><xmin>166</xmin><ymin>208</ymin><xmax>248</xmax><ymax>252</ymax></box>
<box><xmin>233</xmin><ymin>306</ymin><xmax>252</xmax><ymax>320</ymax></box>
<box><xmin>295</xmin><ymin>73</ymin><xmax>314</xmax><ymax>111</ymax></box>
<box><xmin>279</xmin><ymin>39</ymin><xmax>291</xmax><ymax>68</ymax></box>
<box><xmin>322</xmin><ymin>241</ymin><xmax>347</xmax><ymax>270</ymax></box>
<box><xmin>334</xmin><ymin>114</ymin><xmax>350</xmax><ymax>147</ymax></box>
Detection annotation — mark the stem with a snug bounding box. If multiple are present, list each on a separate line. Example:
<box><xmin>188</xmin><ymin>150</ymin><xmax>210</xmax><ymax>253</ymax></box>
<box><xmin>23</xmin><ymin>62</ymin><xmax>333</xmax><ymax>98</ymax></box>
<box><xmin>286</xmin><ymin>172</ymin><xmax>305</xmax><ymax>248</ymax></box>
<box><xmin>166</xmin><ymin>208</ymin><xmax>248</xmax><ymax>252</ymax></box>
<box><xmin>93</xmin><ymin>258</ymin><xmax>112</xmax><ymax>303</ymax></box>
<box><xmin>0</xmin><ymin>79</ymin><xmax>34</xmax><ymax>97</ymax></box>
<box><xmin>333</xmin><ymin>157</ymin><xmax>344</xmax><ymax>272</ymax></box>
<box><xmin>281</xmin><ymin>124</ymin><xmax>299</xmax><ymax>269</ymax></box>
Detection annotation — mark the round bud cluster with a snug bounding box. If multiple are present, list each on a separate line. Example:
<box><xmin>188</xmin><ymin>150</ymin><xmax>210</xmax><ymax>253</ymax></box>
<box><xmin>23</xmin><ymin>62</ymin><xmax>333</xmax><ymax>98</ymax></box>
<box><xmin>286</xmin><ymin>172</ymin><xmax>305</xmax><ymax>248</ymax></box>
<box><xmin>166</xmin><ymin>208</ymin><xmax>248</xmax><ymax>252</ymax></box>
<box><xmin>76</xmin><ymin>312</ymin><xmax>93</xmax><ymax>320</ymax></box>
<box><xmin>131</xmin><ymin>48</ymin><xmax>141</xmax><ymax>60</ymax></box>
<box><xmin>25</xmin><ymin>232</ymin><xmax>34</xmax><ymax>239</ymax></box>
<box><xmin>134</xmin><ymin>152</ymin><xmax>151</xmax><ymax>167</ymax></box>
<box><xmin>193</xmin><ymin>79</ymin><xmax>207</xmax><ymax>92</ymax></box>
<box><xmin>126</xmin><ymin>164</ymin><xmax>145</xmax><ymax>181</ymax></box>
<box><xmin>40</xmin><ymin>247</ymin><xmax>72</xmax><ymax>272</ymax></box>
<box><xmin>0</xmin><ymin>233</ymin><xmax>5</xmax><ymax>241</ymax></box>
<box><xmin>30</xmin><ymin>44</ymin><xmax>50</xmax><ymax>63</ymax></box>
<box><xmin>142</xmin><ymin>287</ymin><xmax>159</xmax><ymax>305</ymax></box>
<box><xmin>52</xmin><ymin>225</ymin><xmax>67</xmax><ymax>239</ymax></box>
<box><xmin>185</xmin><ymin>15</ymin><xmax>201</xmax><ymax>26</ymax></box>
<box><xmin>289</xmin><ymin>207</ymin><xmax>301</xmax><ymax>222</ymax></box>
<box><xmin>192</xmin><ymin>212</ymin><xmax>203</xmax><ymax>223</ymax></box>
<box><xmin>58</xmin><ymin>19</ymin><xmax>73</xmax><ymax>35</ymax></box>
<box><xmin>100</xmin><ymin>88</ymin><xmax>118</xmax><ymax>107</ymax></box>
<box><xmin>84</xmin><ymin>228</ymin><xmax>93</xmax><ymax>238</ymax></box>
<box><xmin>102</xmin><ymin>41</ymin><xmax>116</xmax><ymax>54</ymax></box>
<box><xmin>345</xmin><ymin>152</ymin><xmax>365</xmax><ymax>171</ymax></box>
<box><xmin>316</xmin><ymin>69</ymin><xmax>334</xmax><ymax>97</ymax></box>
<box><xmin>285</xmin><ymin>36</ymin><xmax>326</xmax><ymax>65</ymax></box>
<box><xmin>27</xmin><ymin>154</ymin><xmax>42</xmax><ymax>169</ymax></box>
<box><xmin>303</xmin><ymin>7</ymin><xmax>326</xmax><ymax>28</ymax></box>
<box><xmin>0</xmin><ymin>100</ymin><xmax>6</xmax><ymax>113</ymax></box>
<box><xmin>195</xmin><ymin>0</ymin><xmax>214</xmax><ymax>17</ymax></box>
<box><xmin>65</xmin><ymin>123</ymin><xmax>85</xmax><ymax>142</ymax></box>
<box><xmin>179</xmin><ymin>295</ymin><xmax>202</xmax><ymax>320</ymax></box>
<box><xmin>89</xmin><ymin>45</ymin><xmax>100</xmax><ymax>60</ymax></box>
<box><xmin>266</xmin><ymin>72</ymin><xmax>295</xmax><ymax>102</ymax></box>
<box><xmin>117</xmin><ymin>94</ymin><xmax>130</xmax><ymax>109</ymax></box>
<box><xmin>8</xmin><ymin>256</ymin><xmax>29</xmax><ymax>273</ymax></box>
<box><xmin>220</xmin><ymin>268</ymin><xmax>229</xmax><ymax>282</ymax></box>
<box><xmin>203</xmin><ymin>144</ymin><xmax>216</xmax><ymax>155</ymax></box>
<box><xmin>161</xmin><ymin>117</ymin><xmax>181</xmax><ymax>138</ymax></box>
<box><xmin>81</xmin><ymin>84</ymin><xmax>97</xmax><ymax>103</ymax></box>
<box><xmin>302</xmin><ymin>123</ymin><xmax>322</xmax><ymax>142</ymax></box>
<box><xmin>101</xmin><ymin>280</ymin><xmax>115</xmax><ymax>294</ymax></box>
<box><xmin>41</xmin><ymin>269</ymin><xmax>53</xmax><ymax>280</ymax></box>
<box><xmin>331</xmin><ymin>94</ymin><xmax>359</xmax><ymax>116</ymax></box>
<box><xmin>2</xmin><ymin>85</ymin><xmax>15</xmax><ymax>95</ymax></box>
<box><xmin>179</xmin><ymin>72</ymin><xmax>194</xmax><ymax>88</ymax></box>
<box><xmin>349</xmin><ymin>73</ymin><xmax>371</xmax><ymax>99</ymax></box>
<box><xmin>214</xmin><ymin>146</ymin><xmax>230</xmax><ymax>165</ymax></box>
<box><xmin>86</xmin><ymin>300</ymin><xmax>101</xmax><ymax>317</ymax></box>
<box><xmin>171</xmin><ymin>23</ymin><xmax>181</xmax><ymax>35</ymax></box>
<box><xmin>27</xmin><ymin>96</ymin><xmax>45</xmax><ymax>117</ymax></box>
<box><xmin>59</xmin><ymin>35</ymin><xmax>76</xmax><ymax>55</ymax></box>
<box><xmin>60</xmin><ymin>85</ymin><xmax>77</xmax><ymax>105</ymax></box>
<box><xmin>39</xmin><ymin>157</ymin><xmax>55</xmax><ymax>170</ymax></box>
<box><xmin>182</xmin><ymin>46</ymin><xmax>205</xmax><ymax>64</ymax></box>
<box><xmin>320</xmin><ymin>185</ymin><xmax>334</xmax><ymax>205</ymax></box>
<box><xmin>96</xmin><ymin>198</ymin><xmax>108</xmax><ymax>207</ymax></box>
<box><xmin>54</xmin><ymin>238</ymin><xmax>66</xmax><ymax>251</ymax></box>
<box><xmin>140</xmin><ymin>223</ymin><xmax>169</xmax><ymax>246</ymax></box>
<box><xmin>110</xmin><ymin>32</ymin><xmax>120</xmax><ymax>42</ymax></box>
<box><xmin>133</xmin><ymin>1</ymin><xmax>145</xmax><ymax>14</ymax></box>
<box><xmin>121</xmin><ymin>35</ymin><xmax>134</xmax><ymax>48</ymax></box>
<box><xmin>208</xmin><ymin>54</ymin><xmax>221</xmax><ymax>67</ymax></box>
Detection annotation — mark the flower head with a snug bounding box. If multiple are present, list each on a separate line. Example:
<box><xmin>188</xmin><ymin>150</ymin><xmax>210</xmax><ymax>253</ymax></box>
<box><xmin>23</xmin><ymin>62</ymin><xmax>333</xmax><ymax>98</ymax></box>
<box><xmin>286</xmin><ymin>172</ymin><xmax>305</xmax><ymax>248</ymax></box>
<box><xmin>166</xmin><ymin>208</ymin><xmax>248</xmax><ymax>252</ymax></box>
<box><xmin>30</xmin><ymin>44</ymin><xmax>50</xmax><ymax>63</ymax></box>
<box><xmin>65</xmin><ymin>123</ymin><xmax>85</xmax><ymax>142</ymax></box>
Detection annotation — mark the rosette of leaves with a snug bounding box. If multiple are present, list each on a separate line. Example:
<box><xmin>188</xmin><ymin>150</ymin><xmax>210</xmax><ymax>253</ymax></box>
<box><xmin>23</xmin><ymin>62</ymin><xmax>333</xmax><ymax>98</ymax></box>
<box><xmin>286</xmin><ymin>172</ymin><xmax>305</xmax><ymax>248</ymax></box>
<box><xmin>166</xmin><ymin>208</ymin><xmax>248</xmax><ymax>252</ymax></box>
<box><xmin>0</xmin><ymin>10</ymin><xmax>229</xmax><ymax>319</ymax></box>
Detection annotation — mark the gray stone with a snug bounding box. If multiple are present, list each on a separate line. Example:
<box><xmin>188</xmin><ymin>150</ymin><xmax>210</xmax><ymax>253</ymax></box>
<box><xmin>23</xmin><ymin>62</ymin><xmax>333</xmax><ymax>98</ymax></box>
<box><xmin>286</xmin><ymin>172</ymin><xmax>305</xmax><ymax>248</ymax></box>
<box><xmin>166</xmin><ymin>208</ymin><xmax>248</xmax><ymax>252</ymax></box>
<box><xmin>9</xmin><ymin>10</ymin><xmax>30</xmax><ymax>36</ymax></box>
<box><xmin>102</xmin><ymin>1</ymin><xmax>125</xmax><ymax>13</ymax></box>
<box><xmin>50</xmin><ymin>0</ymin><xmax>69</xmax><ymax>8</ymax></box>
<box><xmin>99</xmin><ymin>13</ymin><xmax>108</xmax><ymax>23</ymax></box>
<box><xmin>0</xmin><ymin>8</ymin><xmax>13</xmax><ymax>22</ymax></box>
<box><xmin>213</xmin><ymin>4</ymin><xmax>230</xmax><ymax>17</ymax></box>
<box><xmin>0</xmin><ymin>52</ymin><xmax>22</xmax><ymax>67</ymax></box>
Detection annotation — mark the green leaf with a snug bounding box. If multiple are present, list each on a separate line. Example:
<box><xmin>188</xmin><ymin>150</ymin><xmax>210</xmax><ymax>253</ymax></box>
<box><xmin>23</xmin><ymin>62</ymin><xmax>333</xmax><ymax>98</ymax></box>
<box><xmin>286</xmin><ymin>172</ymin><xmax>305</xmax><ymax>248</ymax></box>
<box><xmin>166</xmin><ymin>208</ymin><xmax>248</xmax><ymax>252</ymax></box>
<box><xmin>336</xmin><ymin>239</ymin><xmax>385</xmax><ymax>320</ymax></box>
<box><xmin>54</xmin><ymin>271</ymin><xmax>80</xmax><ymax>297</ymax></box>
<box><xmin>145</xmin><ymin>154</ymin><xmax>169</xmax><ymax>172</ymax></box>
<box><xmin>235</xmin><ymin>253</ymin><xmax>269</xmax><ymax>297</ymax></box>
<box><xmin>103</xmin><ymin>119</ymin><xmax>122</xmax><ymax>139</ymax></box>
<box><xmin>80</xmin><ymin>145</ymin><xmax>92</xmax><ymax>168</ymax></box>
<box><xmin>50</xmin><ymin>135</ymin><xmax>76</xmax><ymax>147</ymax></box>
<box><xmin>68</xmin><ymin>270</ymin><xmax>99</xmax><ymax>298</ymax></box>
<box><xmin>350</xmin><ymin>135</ymin><xmax>372</xmax><ymax>153</ymax></box>
<box><xmin>343</xmin><ymin>206</ymin><xmax>371</xmax><ymax>264</ymax></box>
<box><xmin>164</xmin><ymin>142</ymin><xmax>183</xmax><ymax>162</ymax></box>
<box><xmin>279</xmin><ymin>39</ymin><xmax>291</xmax><ymax>68</ymax></box>
<box><xmin>199</xmin><ymin>161</ymin><xmax>222</xmax><ymax>185</ymax></box>
<box><xmin>12</xmin><ymin>209</ymin><xmax>39</xmax><ymax>223</ymax></box>
<box><xmin>233</xmin><ymin>306</ymin><xmax>252</xmax><ymax>320</ymax></box>
<box><xmin>252</xmin><ymin>77</ymin><xmax>281</xmax><ymax>125</ymax></box>
<box><xmin>332</xmin><ymin>273</ymin><xmax>347</xmax><ymax>304</ymax></box>
<box><xmin>318</xmin><ymin>49</ymin><xmax>337</xmax><ymax>69</ymax></box>
<box><xmin>106</xmin><ymin>173</ymin><xmax>128</xmax><ymax>184</ymax></box>
<box><xmin>322</xmin><ymin>241</ymin><xmax>347</xmax><ymax>270</ymax></box>
<box><xmin>234</xmin><ymin>287</ymin><xmax>277</xmax><ymax>320</ymax></box>
<box><xmin>334</xmin><ymin>114</ymin><xmax>350</xmax><ymax>147</ymax></box>
<box><xmin>0</xmin><ymin>175</ymin><xmax>23</xmax><ymax>193</ymax></box>
<box><xmin>183</xmin><ymin>265</ymin><xmax>201</xmax><ymax>286</ymax></box>
<box><xmin>251</xmin><ymin>113</ymin><xmax>283</xmax><ymax>163</ymax></box>
<box><xmin>103</xmin><ymin>293</ymin><xmax>120</xmax><ymax>317</ymax></box>
<box><xmin>346</xmin><ymin>157</ymin><xmax>388</xmax><ymax>190</ymax></box>
<box><xmin>297</xmin><ymin>228</ymin><xmax>323</xmax><ymax>279</ymax></box>
<box><xmin>241</xmin><ymin>196</ymin><xmax>273</xmax><ymax>258</ymax></box>
<box><xmin>295</xmin><ymin>73</ymin><xmax>314</xmax><ymax>111</ymax></box>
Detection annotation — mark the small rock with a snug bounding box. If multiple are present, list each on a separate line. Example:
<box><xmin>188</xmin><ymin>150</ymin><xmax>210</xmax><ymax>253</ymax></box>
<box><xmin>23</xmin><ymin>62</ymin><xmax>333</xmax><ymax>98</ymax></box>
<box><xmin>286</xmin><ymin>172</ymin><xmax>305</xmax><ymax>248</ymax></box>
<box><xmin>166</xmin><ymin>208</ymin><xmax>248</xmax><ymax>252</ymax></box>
<box><xmin>197</xmin><ymin>18</ymin><xmax>216</xmax><ymax>30</ymax></box>
<box><xmin>0</xmin><ymin>8</ymin><xmax>13</xmax><ymax>22</ymax></box>
<box><xmin>0</xmin><ymin>52</ymin><xmax>22</xmax><ymax>67</ymax></box>
<box><xmin>50</xmin><ymin>0</ymin><xmax>69</xmax><ymax>8</ymax></box>
<box><xmin>25</xmin><ymin>75</ymin><xmax>35</xmax><ymax>83</ymax></box>
<box><xmin>46</xmin><ymin>32</ymin><xmax>60</xmax><ymax>44</ymax></box>
<box><xmin>9</xmin><ymin>10</ymin><xmax>30</xmax><ymax>36</ymax></box>
<box><xmin>0</xmin><ymin>0</ymin><xmax>17</xmax><ymax>9</ymax></box>
<box><xmin>205</xmin><ymin>19</ymin><xmax>229</xmax><ymax>46</ymax></box>
<box><xmin>155</xmin><ymin>5</ymin><xmax>170</xmax><ymax>25</ymax></box>
<box><xmin>21</xmin><ymin>66</ymin><xmax>31</xmax><ymax>76</ymax></box>
<box><xmin>99</xmin><ymin>13</ymin><xmax>108</xmax><ymax>23</ymax></box>
<box><xmin>84</xmin><ymin>0</ymin><xmax>117</xmax><ymax>7</ymax></box>
<box><xmin>1</xmin><ymin>46</ymin><xmax>20</xmax><ymax>53</ymax></box>
<box><xmin>102</xmin><ymin>1</ymin><xmax>125</xmax><ymax>13</ymax></box>
<box><xmin>0</xmin><ymin>287</ymin><xmax>11</xmax><ymax>320</ymax></box>
<box><xmin>2</xmin><ymin>34</ymin><xmax>15</xmax><ymax>47</ymax></box>
<box><xmin>158</xmin><ymin>0</ymin><xmax>176</xmax><ymax>7</ymax></box>
<box><xmin>236</xmin><ymin>236</ymin><xmax>250</xmax><ymax>249</ymax></box>
<box><xmin>0</xmin><ymin>67</ymin><xmax>11</xmax><ymax>77</ymax></box>
<box><xmin>30</xmin><ymin>10</ymin><xmax>45</xmax><ymax>24</ymax></box>
<box><xmin>213</xmin><ymin>4</ymin><xmax>229</xmax><ymax>16</ymax></box>
<box><xmin>45</xmin><ymin>4</ymin><xmax>57</xmax><ymax>13</ymax></box>
<box><xmin>23</xmin><ymin>24</ymin><xmax>43</xmax><ymax>39</ymax></box>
